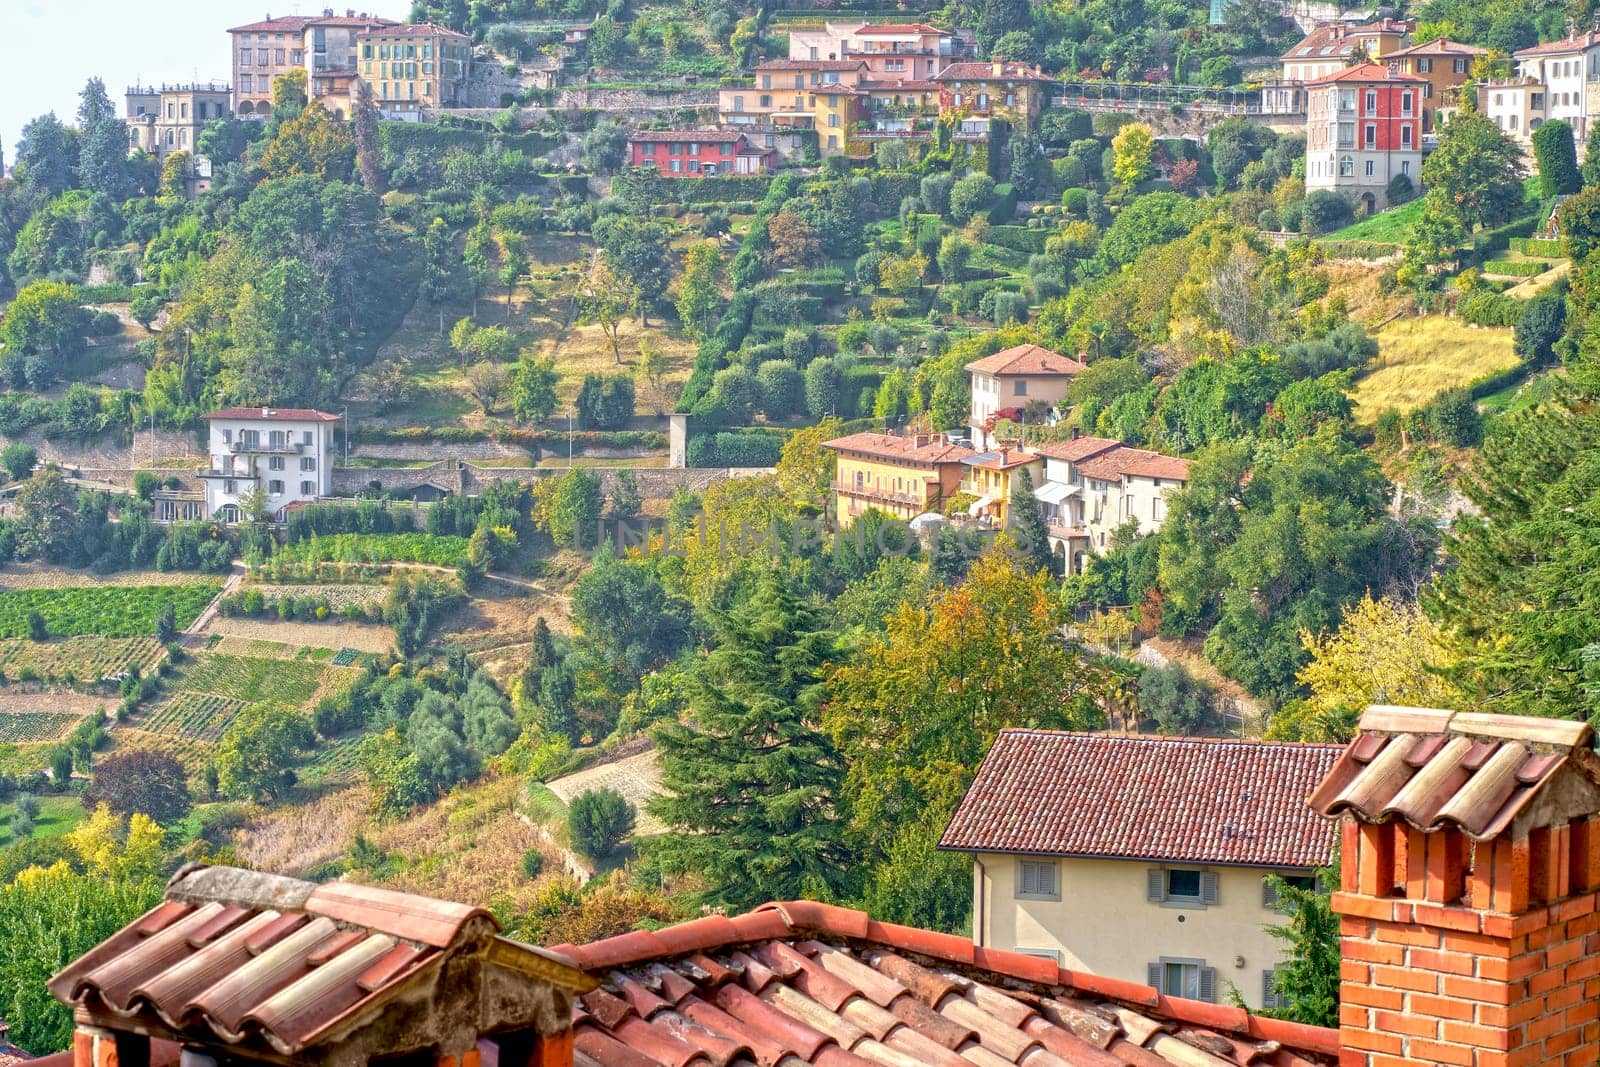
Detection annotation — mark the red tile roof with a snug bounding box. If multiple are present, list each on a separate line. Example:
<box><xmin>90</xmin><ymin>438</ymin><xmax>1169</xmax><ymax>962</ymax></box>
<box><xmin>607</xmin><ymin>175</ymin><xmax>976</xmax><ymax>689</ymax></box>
<box><xmin>1281</xmin><ymin>19</ymin><xmax>1411</xmax><ymax>60</ymax></box>
<box><xmin>934</xmin><ymin>62</ymin><xmax>1053</xmax><ymax>83</ymax></box>
<box><xmin>630</xmin><ymin>130</ymin><xmax>750</xmax><ymax>143</ymax></box>
<box><xmin>940</xmin><ymin>730</ymin><xmax>1343</xmax><ymax>868</ymax></box>
<box><xmin>860</xmin><ymin>79</ymin><xmax>941</xmax><ymax>92</ymax></box>
<box><xmin>964</xmin><ymin>344</ymin><xmax>1088</xmax><ymax>377</ymax></box>
<box><xmin>49</xmin><ymin>866</ymin><xmax>593</xmax><ymax>1059</ymax></box>
<box><xmin>1515</xmin><ymin>31</ymin><xmax>1600</xmax><ymax>57</ymax></box>
<box><xmin>310</xmin><ymin>14</ymin><xmax>400</xmax><ymax>28</ymax></box>
<box><xmin>551</xmin><ymin>900</ymin><xmax>1339</xmax><ymax>1065</ymax></box>
<box><xmin>228</xmin><ymin>15</ymin><xmax>316</xmax><ymax>33</ymax></box>
<box><xmin>961</xmin><ymin>448</ymin><xmax>1041</xmax><ymax>471</ymax></box>
<box><xmin>203</xmin><ymin>407</ymin><xmax>342</xmax><ymax>422</ymax></box>
<box><xmin>1305</xmin><ymin>62</ymin><xmax>1427</xmax><ymax>85</ymax></box>
<box><xmin>1036</xmin><ymin>436</ymin><xmax>1123</xmax><ymax>463</ymax></box>
<box><xmin>1306</xmin><ymin>706</ymin><xmax>1600</xmax><ymax>840</ymax></box>
<box><xmin>824</xmin><ymin>432</ymin><xmax>975</xmax><ymax>465</ymax></box>
<box><xmin>360</xmin><ymin>22</ymin><xmax>470</xmax><ymax>38</ymax></box>
<box><xmin>1072</xmin><ymin>446</ymin><xmax>1191</xmax><ymax>483</ymax></box>
<box><xmin>1382</xmin><ymin>36</ymin><xmax>1487</xmax><ymax>57</ymax></box>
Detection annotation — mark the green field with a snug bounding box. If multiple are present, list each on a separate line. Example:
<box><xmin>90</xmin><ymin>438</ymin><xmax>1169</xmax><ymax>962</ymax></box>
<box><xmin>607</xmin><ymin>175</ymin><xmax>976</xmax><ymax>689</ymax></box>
<box><xmin>140</xmin><ymin>693</ymin><xmax>248</xmax><ymax>742</ymax></box>
<box><xmin>276</xmin><ymin>533</ymin><xmax>470</xmax><ymax>568</ymax></box>
<box><xmin>1322</xmin><ymin>178</ymin><xmax>1543</xmax><ymax>247</ymax></box>
<box><xmin>0</xmin><ymin>795</ymin><xmax>88</xmax><ymax>841</ymax></box>
<box><xmin>178</xmin><ymin>654</ymin><xmax>328</xmax><ymax>707</ymax></box>
<box><xmin>0</xmin><ymin>585</ymin><xmax>220</xmax><ymax>639</ymax></box>
<box><xmin>0</xmin><ymin>712</ymin><xmax>85</xmax><ymax>744</ymax></box>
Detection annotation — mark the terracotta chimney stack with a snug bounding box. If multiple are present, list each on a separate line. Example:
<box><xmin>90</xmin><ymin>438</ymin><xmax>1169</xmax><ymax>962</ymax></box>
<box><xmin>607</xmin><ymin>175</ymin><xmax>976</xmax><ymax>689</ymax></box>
<box><xmin>1308</xmin><ymin>707</ymin><xmax>1600</xmax><ymax>1067</ymax></box>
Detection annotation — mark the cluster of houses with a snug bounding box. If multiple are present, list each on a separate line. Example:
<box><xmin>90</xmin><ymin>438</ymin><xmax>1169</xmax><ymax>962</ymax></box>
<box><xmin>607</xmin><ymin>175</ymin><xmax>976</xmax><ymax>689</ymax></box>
<box><xmin>823</xmin><ymin>344</ymin><xmax>1192</xmax><ymax>574</ymax></box>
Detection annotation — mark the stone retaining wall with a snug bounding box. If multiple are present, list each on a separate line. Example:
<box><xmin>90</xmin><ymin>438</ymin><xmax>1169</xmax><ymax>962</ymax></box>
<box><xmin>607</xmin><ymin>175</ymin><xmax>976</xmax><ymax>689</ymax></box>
<box><xmin>333</xmin><ymin>462</ymin><xmax>766</xmax><ymax>499</ymax></box>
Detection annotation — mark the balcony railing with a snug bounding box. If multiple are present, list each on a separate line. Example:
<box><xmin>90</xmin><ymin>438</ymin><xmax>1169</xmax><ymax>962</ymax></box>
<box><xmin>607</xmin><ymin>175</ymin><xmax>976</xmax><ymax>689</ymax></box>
<box><xmin>197</xmin><ymin>467</ymin><xmax>259</xmax><ymax>480</ymax></box>
<box><xmin>230</xmin><ymin>439</ymin><xmax>304</xmax><ymax>454</ymax></box>
<box><xmin>832</xmin><ymin>481</ymin><xmax>932</xmax><ymax>507</ymax></box>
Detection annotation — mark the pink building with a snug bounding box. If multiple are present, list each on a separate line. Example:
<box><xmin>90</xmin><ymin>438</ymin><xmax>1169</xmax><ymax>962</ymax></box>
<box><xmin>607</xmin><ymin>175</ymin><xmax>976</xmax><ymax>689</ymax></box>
<box><xmin>627</xmin><ymin>130</ymin><xmax>777</xmax><ymax>176</ymax></box>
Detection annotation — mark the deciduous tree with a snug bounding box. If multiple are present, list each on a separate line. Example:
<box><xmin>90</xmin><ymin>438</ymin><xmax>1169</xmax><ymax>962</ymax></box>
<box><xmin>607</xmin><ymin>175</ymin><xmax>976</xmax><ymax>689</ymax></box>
<box><xmin>1420</xmin><ymin>112</ymin><xmax>1525</xmax><ymax>231</ymax></box>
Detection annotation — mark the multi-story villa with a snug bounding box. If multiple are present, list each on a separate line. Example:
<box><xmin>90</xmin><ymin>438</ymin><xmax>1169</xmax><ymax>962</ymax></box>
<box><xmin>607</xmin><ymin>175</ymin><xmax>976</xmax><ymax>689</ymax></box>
<box><xmin>823</xmin><ymin>431</ymin><xmax>975</xmax><ymax>528</ymax></box>
<box><xmin>357</xmin><ymin>22</ymin><xmax>475</xmax><ymax>116</ymax></box>
<box><xmin>1035</xmin><ymin>435</ymin><xmax>1191</xmax><ymax>573</ymax></box>
<box><xmin>1304</xmin><ymin>63</ymin><xmax>1425</xmax><ymax>215</ymax></box>
<box><xmin>126</xmin><ymin>84</ymin><xmax>232</xmax><ymax>157</ymax></box>
<box><xmin>195</xmin><ymin>407</ymin><xmax>340</xmax><ymax>523</ymax></box>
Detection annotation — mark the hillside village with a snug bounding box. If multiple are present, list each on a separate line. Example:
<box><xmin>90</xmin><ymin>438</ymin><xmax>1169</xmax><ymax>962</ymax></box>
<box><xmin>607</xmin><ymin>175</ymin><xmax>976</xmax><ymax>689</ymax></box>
<box><xmin>2</xmin><ymin>0</ymin><xmax>1600</xmax><ymax>1062</ymax></box>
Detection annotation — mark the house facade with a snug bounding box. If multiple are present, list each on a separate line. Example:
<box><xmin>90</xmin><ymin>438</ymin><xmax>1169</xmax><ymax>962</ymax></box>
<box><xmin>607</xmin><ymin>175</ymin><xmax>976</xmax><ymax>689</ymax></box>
<box><xmin>932</xmin><ymin>61</ymin><xmax>1054</xmax><ymax>136</ymax></box>
<box><xmin>228</xmin><ymin>14</ymin><xmax>315</xmax><ymax>116</ymax></box>
<box><xmin>966</xmin><ymin>343</ymin><xmax>1087</xmax><ymax>450</ymax></box>
<box><xmin>1480</xmin><ymin>76</ymin><xmax>1548</xmax><ymax>145</ymax></box>
<box><xmin>1380</xmin><ymin>37</ymin><xmax>1486</xmax><ymax>130</ymax></box>
<box><xmin>786</xmin><ymin>21</ymin><xmax>967</xmax><ymax>80</ymax></box>
<box><xmin>940</xmin><ymin>729</ymin><xmax>1344</xmax><ymax>1010</ymax></box>
<box><xmin>357</xmin><ymin>22</ymin><xmax>474</xmax><ymax>115</ymax></box>
<box><xmin>960</xmin><ymin>446</ymin><xmax>1043</xmax><ymax>529</ymax></box>
<box><xmin>126</xmin><ymin>84</ymin><xmax>232</xmax><ymax>158</ymax></box>
<box><xmin>627</xmin><ymin>130</ymin><xmax>776</xmax><ymax>176</ymax></box>
<box><xmin>1036</xmin><ymin>435</ymin><xmax>1190</xmax><ymax>572</ymax></box>
<box><xmin>1512</xmin><ymin>31</ymin><xmax>1600</xmax><ymax>143</ymax></box>
<box><xmin>1304</xmin><ymin>63</ymin><xmax>1425</xmax><ymax>214</ymax></box>
<box><xmin>823</xmin><ymin>430</ymin><xmax>975</xmax><ymax>527</ymax></box>
<box><xmin>198</xmin><ymin>407</ymin><xmax>340</xmax><ymax>523</ymax></box>
<box><xmin>717</xmin><ymin>60</ymin><xmax>867</xmax><ymax>155</ymax></box>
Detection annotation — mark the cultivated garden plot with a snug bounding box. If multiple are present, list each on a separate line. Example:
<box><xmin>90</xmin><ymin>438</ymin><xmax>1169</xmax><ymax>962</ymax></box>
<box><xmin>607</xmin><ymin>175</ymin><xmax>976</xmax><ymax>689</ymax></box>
<box><xmin>0</xmin><ymin>711</ymin><xmax>87</xmax><ymax>744</ymax></box>
<box><xmin>0</xmin><ymin>636</ymin><xmax>162</xmax><ymax>683</ymax></box>
<box><xmin>274</xmin><ymin>533</ymin><xmax>470</xmax><ymax>568</ymax></box>
<box><xmin>176</xmin><ymin>653</ymin><xmax>336</xmax><ymax>708</ymax></box>
<box><xmin>0</xmin><ymin>584</ymin><xmax>221</xmax><ymax>638</ymax></box>
<box><xmin>139</xmin><ymin>693</ymin><xmax>249</xmax><ymax>743</ymax></box>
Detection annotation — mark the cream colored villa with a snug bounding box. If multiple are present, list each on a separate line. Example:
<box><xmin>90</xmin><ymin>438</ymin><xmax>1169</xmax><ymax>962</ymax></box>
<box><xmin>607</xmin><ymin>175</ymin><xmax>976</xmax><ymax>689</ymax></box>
<box><xmin>940</xmin><ymin>729</ymin><xmax>1342</xmax><ymax>1009</ymax></box>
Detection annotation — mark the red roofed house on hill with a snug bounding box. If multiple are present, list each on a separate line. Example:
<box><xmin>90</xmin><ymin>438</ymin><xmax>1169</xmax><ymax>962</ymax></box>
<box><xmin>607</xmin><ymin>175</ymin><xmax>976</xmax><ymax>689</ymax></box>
<box><xmin>965</xmin><ymin>344</ymin><xmax>1087</xmax><ymax>450</ymax></box>
<box><xmin>627</xmin><ymin>130</ymin><xmax>777</xmax><ymax>177</ymax></box>
<box><xmin>940</xmin><ymin>730</ymin><xmax>1343</xmax><ymax>1010</ymax></box>
<box><xmin>1304</xmin><ymin>63</ymin><xmax>1426</xmax><ymax>216</ymax></box>
<box><xmin>822</xmin><ymin>431</ymin><xmax>976</xmax><ymax>528</ymax></box>
<box><xmin>1035</xmin><ymin>436</ymin><xmax>1191</xmax><ymax>573</ymax></box>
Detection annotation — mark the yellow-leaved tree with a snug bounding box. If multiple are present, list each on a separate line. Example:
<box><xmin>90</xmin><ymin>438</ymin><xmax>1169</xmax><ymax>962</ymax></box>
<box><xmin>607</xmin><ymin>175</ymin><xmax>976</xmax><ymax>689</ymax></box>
<box><xmin>1111</xmin><ymin>122</ymin><xmax>1155</xmax><ymax>186</ymax></box>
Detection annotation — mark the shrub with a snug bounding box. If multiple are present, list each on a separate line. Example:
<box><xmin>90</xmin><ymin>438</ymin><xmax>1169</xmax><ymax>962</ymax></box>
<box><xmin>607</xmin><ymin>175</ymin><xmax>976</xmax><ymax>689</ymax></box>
<box><xmin>1061</xmin><ymin>187</ymin><xmax>1090</xmax><ymax>216</ymax></box>
<box><xmin>567</xmin><ymin>787</ymin><xmax>636</xmax><ymax>860</ymax></box>
<box><xmin>1387</xmin><ymin>173</ymin><xmax>1416</xmax><ymax>206</ymax></box>
<box><xmin>575</xmin><ymin>374</ymin><xmax>635</xmax><ymax>430</ymax></box>
<box><xmin>1425</xmin><ymin>388</ymin><xmax>1482</xmax><ymax>447</ymax></box>
<box><xmin>990</xmin><ymin>290</ymin><xmax>1030</xmax><ymax>325</ymax></box>
<box><xmin>1</xmin><ymin>443</ymin><xmax>37</xmax><ymax>482</ymax></box>
<box><xmin>520</xmin><ymin>848</ymin><xmax>545</xmax><ymax>879</ymax></box>
<box><xmin>1301</xmin><ymin>190</ymin><xmax>1353</xmax><ymax>235</ymax></box>
<box><xmin>949</xmin><ymin>174</ymin><xmax>997</xmax><ymax>224</ymax></box>
<box><xmin>755</xmin><ymin>360</ymin><xmax>804</xmax><ymax>418</ymax></box>
<box><xmin>82</xmin><ymin>750</ymin><xmax>191</xmax><ymax>822</ymax></box>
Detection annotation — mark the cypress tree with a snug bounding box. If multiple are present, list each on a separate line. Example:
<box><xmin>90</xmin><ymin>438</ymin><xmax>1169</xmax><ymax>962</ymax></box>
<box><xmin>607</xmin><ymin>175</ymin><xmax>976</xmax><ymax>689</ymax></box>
<box><xmin>649</xmin><ymin>571</ymin><xmax>852</xmax><ymax>909</ymax></box>
<box><xmin>1010</xmin><ymin>467</ymin><xmax>1056</xmax><ymax>576</ymax></box>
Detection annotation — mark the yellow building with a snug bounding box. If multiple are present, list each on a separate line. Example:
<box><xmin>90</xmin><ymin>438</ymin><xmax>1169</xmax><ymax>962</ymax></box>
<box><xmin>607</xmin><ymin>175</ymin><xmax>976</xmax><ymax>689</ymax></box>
<box><xmin>824</xmin><ymin>431</ymin><xmax>975</xmax><ymax>528</ymax></box>
<box><xmin>718</xmin><ymin>59</ymin><xmax>868</xmax><ymax>155</ymax></box>
<box><xmin>1379</xmin><ymin>38</ymin><xmax>1487</xmax><ymax>130</ymax></box>
<box><xmin>960</xmin><ymin>445</ymin><xmax>1042</xmax><ymax>528</ymax></box>
<box><xmin>358</xmin><ymin>22</ymin><xmax>474</xmax><ymax>114</ymax></box>
<box><xmin>941</xmin><ymin>730</ymin><xmax>1342</xmax><ymax>1010</ymax></box>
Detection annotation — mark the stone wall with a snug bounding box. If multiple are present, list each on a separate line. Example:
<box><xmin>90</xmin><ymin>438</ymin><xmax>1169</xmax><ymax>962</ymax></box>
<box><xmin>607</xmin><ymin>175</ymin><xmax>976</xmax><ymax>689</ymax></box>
<box><xmin>332</xmin><ymin>461</ymin><xmax>767</xmax><ymax>499</ymax></box>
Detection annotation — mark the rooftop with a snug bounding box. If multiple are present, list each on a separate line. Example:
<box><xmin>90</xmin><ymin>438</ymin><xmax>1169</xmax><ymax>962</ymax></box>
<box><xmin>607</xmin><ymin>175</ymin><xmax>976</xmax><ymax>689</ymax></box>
<box><xmin>1515</xmin><ymin>31</ymin><xmax>1600</xmax><ymax>57</ymax></box>
<box><xmin>49</xmin><ymin>865</ymin><xmax>592</xmax><ymax>1060</ymax></box>
<box><xmin>1036</xmin><ymin>436</ymin><xmax>1123</xmax><ymax>463</ymax></box>
<box><xmin>551</xmin><ymin>900</ymin><xmax>1339</xmax><ymax>1066</ymax></box>
<box><xmin>629</xmin><ymin>130</ymin><xmax>750</xmax><ymax>143</ymax></box>
<box><xmin>203</xmin><ymin>407</ymin><xmax>342</xmax><ymax>423</ymax></box>
<box><xmin>1382</xmin><ymin>36</ymin><xmax>1488</xmax><ymax>57</ymax></box>
<box><xmin>940</xmin><ymin>730</ymin><xmax>1343</xmax><ymax>868</ymax></box>
<box><xmin>961</xmin><ymin>448</ymin><xmax>1041</xmax><ymax>471</ymax></box>
<box><xmin>228</xmin><ymin>15</ymin><xmax>316</xmax><ymax>33</ymax></box>
<box><xmin>359</xmin><ymin>22</ymin><xmax>470</xmax><ymax>38</ymax></box>
<box><xmin>964</xmin><ymin>344</ymin><xmax>1088</xmax><ymax>378</ymax></box>
<box><xmin>823</xmin><ymin>432</ymin><xmax>975</xmax><ymax>465</ymax></box>
<box><xmin>855</xmin><ymin>23</ymin><xmax>949</xmax><ymax>35</ymax></box>
<box><xmin>1282</xmin><ymin>18</ymin><xmax>1411</xmax><ymax>59</ymax></box>
<box><xmin>1305</xmin><ymin>62</ymin><xmax>1428</xmax><ymax>85</ymax></box>
<box><xmin>933</xmin><ymin>62</ymin><xmax>1053</xmax><ymax>82</ymax></box>
<box><xmin>755</xmin><ymin>59</ymin><xmax>869</xmax><ymax>71</ymax></box>
<box><xmin>1074</xmin><ymin>446</ymin><xmax>1191</xmax><ymax>483</ymax></box>
<box><xmin>1307</xmin><ymin>705</ymin><xmax>1600</xmax><ymax>839</ymax></box>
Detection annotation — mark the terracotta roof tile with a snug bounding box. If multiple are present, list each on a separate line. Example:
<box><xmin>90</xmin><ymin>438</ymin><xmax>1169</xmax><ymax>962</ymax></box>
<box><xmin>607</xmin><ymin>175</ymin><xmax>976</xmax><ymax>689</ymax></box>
<box><xmin>228</xmin><ymin>15</ymin><xmax>316</xmax><ymax>33</ymax></box>
<box><xmin>823</xmin><ymin>432</ymin><xmax>975</xmax><ymax>465</ymax></box>
<box><xmin>939</xmin><ymin>730</ymin><xmax>1343</xmax><ymax>867</ymax></box>
<box><xmin>629</xmin><ymin>130</ymin><xmax>749</xmax><ymax>143</ymax></box>
<box><xmin>1306</xmin><ymin>705</ymin><xmax>1600</xmax><ymax>839</ymax></box>
<box><xmin>1305</xmin><ymin>61</ymin><xmax>1426</xmax><ymax>85</ymax></box>
<box><xmin>563</xmin><ymin>902</ymin><xmax>1337</xmax><ymax>1065</ymax></box>
<box><xmin>1281</xmin><ymin>18</ymin><xmax>1411</xmax><ymax>60</ymax></box>
<box><xmin>1515</xmin><ymin>31</ymin><xmax>1600</xmax><ymax>56</ymax></box>
<box><xmin>360</xmin><ymin>22</ymin><xmax>470</xmax><ymax>37</ymax></box>
<box><xmin>1037</xmin><ymin>436</ymin><xmax>1122</xmax><ymax>462</ymax></box>
<box><xmin>1382</xmin><ymin>36</ymin><xmax>1487</xmax><ymax>56</ymax></box>
<box><xmin>49</xmin><ymin>866</ymin><xmax>593</xmax><ymax>1059</ymax></box>
<box><xmin>755</xmin><ymin>59</ymin><xmax>868</xmax><ymax>71</ymax></box>
<box><xmin>1070</xmin><ymin>446</ymin><xmax>1191</xmax><ymax>483</ymax></box>
<box><xmin>203</xmin><ymin>407</ymin><xmax>341</xmax><ymax>422</ymax></box>
<box><xmin>965</xmin><ymin>345</ymin><xmax>1088</xmax><ymax>377</ymax></box>
<box><xmin>933</xmin><ymin>62</ymin><xmax>1053</xmax><ymax>82</ymax></box>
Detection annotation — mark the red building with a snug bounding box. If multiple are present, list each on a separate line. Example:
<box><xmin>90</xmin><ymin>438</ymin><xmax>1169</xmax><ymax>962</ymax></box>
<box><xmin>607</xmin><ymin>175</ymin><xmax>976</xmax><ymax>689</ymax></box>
<box><xmin>1304</xmin><ymin>62</ymin><xmax>1425</xmax><ymax>215</ymax></box>
<box><xmin>626</xmin><ymin>130</ymin><xmax>777</xmax><ymax>176</ymax></box>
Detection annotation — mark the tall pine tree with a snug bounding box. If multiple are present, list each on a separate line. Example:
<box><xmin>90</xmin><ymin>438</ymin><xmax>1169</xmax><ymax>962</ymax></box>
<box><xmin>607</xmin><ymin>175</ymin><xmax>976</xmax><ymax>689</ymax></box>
<box><xmin>1010</xmin><ymin>467</ymin><xmax>1056</xmax><ymax>576</ymax></box>
<box><xmin>649</xmin><ymin>571</ymin><xmax>853</xmax><ymax>909</ymax></box>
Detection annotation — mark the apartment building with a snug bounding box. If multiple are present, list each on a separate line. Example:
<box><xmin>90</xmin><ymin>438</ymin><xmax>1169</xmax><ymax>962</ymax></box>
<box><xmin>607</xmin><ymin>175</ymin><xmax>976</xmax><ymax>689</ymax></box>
<box><xmin>1035</xmin><ymin>435</ymin><xmax>1190</xmax><ymax>573</ymax></box>
<box><xmin>717</xmin><ymin>59</ymin><xmax>867</xmax><ymax>155</ymax></box>
<box><xmin>960</xmin><ymin>445</ymin><xmax>1043</xmax><ymax>529</ymax></box>
<box><xmin>941</xmin><ymin>730</ymin><xmax>1342</xmax><ymax>1010</ymax></box>
<box><xmin>1512</xmin><ymin>31</ymin><xmax>1600</xmax><ymax>142</ymax></box>
<box><xmin>358</xmin><ymin>22</ymin><xmax>474</xmax><ymax>115</ymax></box>
<box><xmin>822</xmin><ymin>431</ymin><xmax>975</xmax><ymax>527</ymax></box>
<box><xmin>626</xmin><ymin>130</ymin><xmax>776</xmax><ymax>176</ymax></box>
<box><xmin>229</xmin><ymin>14</ymin><xmax>315</xmax><ymax>116</ymax></box>
<box><xmin>1304</xmin><ymin>63</ymin><xmax>1425</xmax><ymax>215</ymax></box>
<box><xmin>1380</xmin><ymin>37</ymin><xmax>1486</xmax><ymax>130</ymax></box>
<box><xmin>126</xmin><ymin>84</ymin><xmax>232</xmax><ymax>157</ymax></box>
<box><xmin>196</xmin><ymin>407</ymin><xmax>340</xmax><ymax>523</ymax></box>
<box><xmin>1480</xmin><ymin>76</ymin><xmax>1548</xmax><ymax>145</ymax></box>
<box><xmin>966</xmin><ymin>343</ymin><xmax>1087</xmax><ymax>450</ymax></box>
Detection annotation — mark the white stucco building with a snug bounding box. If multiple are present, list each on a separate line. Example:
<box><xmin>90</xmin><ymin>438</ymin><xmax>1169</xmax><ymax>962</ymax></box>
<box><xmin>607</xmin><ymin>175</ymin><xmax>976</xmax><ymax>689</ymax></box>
<box><xmin>966</xmin><ymin>344</ymin><xmax>1087</xmax><ymax>450</ymax></box>
<box><xmin>198</xmin><ymin>407</ymin><xmax>340</xmax><ymax>523</ymax></box>
<box><xmin>1512</xmin><ymin>32</ymin><xmax>1600</xmax><ymax>143</ymax></box>
<box><xmin>1034</xmin><ymin>435</ymin><xmax>1191</xmax><ymax>573</ymax></box>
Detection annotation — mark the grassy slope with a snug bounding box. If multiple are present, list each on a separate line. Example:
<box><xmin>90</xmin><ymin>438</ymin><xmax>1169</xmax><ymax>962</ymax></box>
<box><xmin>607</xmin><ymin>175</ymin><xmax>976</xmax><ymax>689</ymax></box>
<box><xmin>1352</xmin><ymin>316</ymin><xmax>1519</xmax><ymax>422</ymax></box>
<box><xmin>1323</xmin><ymin>178</ymin><xmax>1544</xmax><ymax>246</ymax></box>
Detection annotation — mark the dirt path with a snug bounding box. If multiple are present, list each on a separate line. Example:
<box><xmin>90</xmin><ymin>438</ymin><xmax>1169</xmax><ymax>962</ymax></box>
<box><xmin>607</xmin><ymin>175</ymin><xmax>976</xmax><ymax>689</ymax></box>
<box><xmin>186</xmin><ymin>564</ymin><xmax>244</xmax><ymax>636</ymax></box>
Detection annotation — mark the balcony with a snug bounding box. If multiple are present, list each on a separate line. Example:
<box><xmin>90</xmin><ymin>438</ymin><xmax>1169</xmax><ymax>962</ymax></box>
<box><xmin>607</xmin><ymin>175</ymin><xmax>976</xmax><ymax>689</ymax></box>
<box><xmin>197</xmin><ymin>467</ymin><xmax>259</xmax><ymax>480</ymax></box>
<box><xmin>952</xmin><ymin>119</ymin><xmax>993</xmax><ymax>141</ymax></box>
<box><xmin>832</xmin><ymin>481</ymin><xmax>932</xmax><ymax>508</ymax></box>
<box><xmin>229</xmin><ymin>439</ymin><xmax>304</xmax><ymax>454</ymax></box>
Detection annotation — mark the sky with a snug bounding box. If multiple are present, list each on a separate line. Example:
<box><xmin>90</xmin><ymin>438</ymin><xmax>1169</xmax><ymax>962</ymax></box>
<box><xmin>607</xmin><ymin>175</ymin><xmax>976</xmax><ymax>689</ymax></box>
<box><xmin>0</xmin><ymin>0</ymin><xmax>413</xmax><ymax>163</ymax></box>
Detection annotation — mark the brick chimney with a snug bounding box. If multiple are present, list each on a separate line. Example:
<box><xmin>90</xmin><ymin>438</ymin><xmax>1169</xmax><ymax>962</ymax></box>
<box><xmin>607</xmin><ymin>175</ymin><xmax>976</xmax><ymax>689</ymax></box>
<box><xmin>992</xmin><ymin>60</ymin><xmax>1004</xmax><ymax>76</ymax></box>
<box><xmin>1309</xmin><ymin>707</ymin><xmax>1600</xmax><ymax>1067</ymax></box>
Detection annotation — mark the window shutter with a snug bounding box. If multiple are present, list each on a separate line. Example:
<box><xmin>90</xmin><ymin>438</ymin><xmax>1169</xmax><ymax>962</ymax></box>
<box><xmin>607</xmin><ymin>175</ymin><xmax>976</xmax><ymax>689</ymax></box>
<box><xmin>1020</xmin><ymin>863</ymin><xmax>1038</xmax><ymax>896</ymax></box>
<box><xmin>1262</xmin><ymin>970</ymin><xmax>1278</xmax><ymax>1010</ymax></box>
<box><xmin>1147</xmin><ymin>869</ymin><xmax>1165</xmax><ymax>903</ymax></box>
<box><xmin>1041</xmin><ymin>862</ymin><xmax>1057</xmax><ymax>897</ymax></box>
<box><xmin>1262</xmin><ymin>878</ymin><xmax>1279</xmax><ymax>909</ymax></box>
<box><xmin>1147</xmin><ymin>962</ymin><xmax>1162</xmax><ymax>991</ymax></box>
<box><xmin>1200</xmin><ymin>872</ymin><xmax>1219</xmax><ymax>905</ymax></box>
<box><xmin>1198</xmin><ymin>967</ymin><xmax>1217</xmax><ymax>1003</ymax></box>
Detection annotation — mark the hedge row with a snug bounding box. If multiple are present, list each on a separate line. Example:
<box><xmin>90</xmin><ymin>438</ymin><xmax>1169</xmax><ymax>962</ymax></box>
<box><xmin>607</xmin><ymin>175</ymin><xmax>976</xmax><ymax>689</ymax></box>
<box><xmin>1315</xmin><ymin>239</ymin><xmax>1399</xmax><ymax>260</ymax></box>
<box><xmin>1509</xmin><ymin>237</ymin><xmax>1563</xmax><ymax>257</ymax></box>
<box><xmin>686</xmin><ymin>430</ymin><xmax>784</xmax><ymax>468</ymax></box>
<box><xmin>982</xmin><ymin>225</ymin><xmax>1050</xmax><ymax>255</ymax></box>
<box><xmin>1481</xmin><ymin>259</ymin><xmax>1549</xmax><ymax>277</ymax></box>
<box><xmin>1457</xmin><ymin>289</ymin><xmax>1522</xmax><ymax>327</ymax></box>
<box><xmin>1470</xmin><ymin>214</ymin><xmax>1541</xmax><ymax>259</ymax></box>
<box><xmin>378</xmin><ymin>122</ymin><xmax>560</xmax><ymax>159</ymax></box>
<box><xmin>616</xmin><ymin>170</ymin><xmax>775</xmax><ymax>204</ymax></box>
